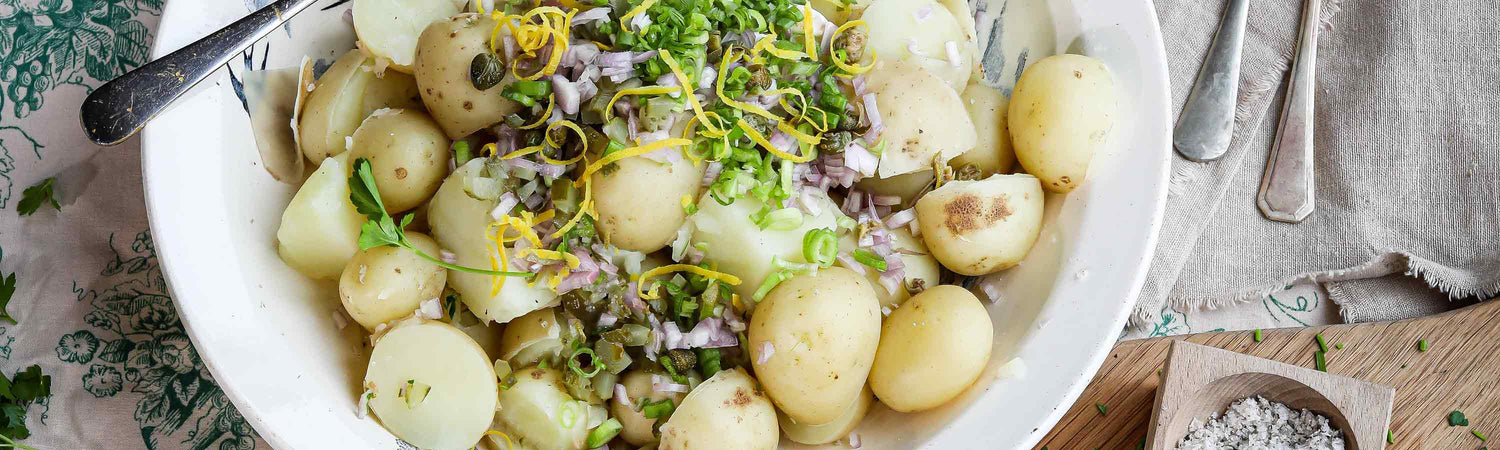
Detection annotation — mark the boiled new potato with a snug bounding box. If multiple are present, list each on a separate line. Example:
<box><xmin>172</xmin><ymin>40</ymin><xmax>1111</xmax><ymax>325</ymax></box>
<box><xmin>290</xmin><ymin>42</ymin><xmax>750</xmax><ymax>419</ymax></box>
<box><xmin>861</xmin><ymin>0</ymin><xmax>972</xmax><ymax>91</ymax></box>
<box><xmin>428</xmin><ymin>160</ymin><xmax>560</xmax><ymax>323</ymax></box>
<box><xmin>869</xmin><ymin>285</ymin><xmax>994</xmax><ymax>412</ymax></box>
<box><xmin>658</xmin><ymin>369</ymin><xmax>778</xmax><ymax>450</ymax></box>
<box><xmin>593</xmin><ymin>154</ymin><xmax>704</xmax><ymax>253</ymax></box>
<box><xmin>453</xmin><ymin>313</ymin><xmax>505</xmax><ymax>358</ymax></box>
<box><xmin>362</xmin><ymin>70</ymin><xmax>423</xmax><ymax>117</ymax></box>
<box><xmin>349</xmin><ymin>109</ymin><xmax>451</xmax><ymax>213</ymax></box>
<box><xmin>951</xmin><ymin>79</ymin><xmax>1016</xmax><ymax>176</ymax></box>
<box><xmin>414</xmin><ymin>14</ymin><xmax>525</xmax><ymax>139</ymax></box>
<box><xmin>780</xmin><ymin>385</ymin><xmax>871</xmax><ymax>445</ymax></box>
<box><xmin>916</xmin><ymin>174</ymin><xmax>1044</xmax><ymax>275</ymax></box>
<box><xmin>837</xmin><ymin>228</ymin><xmax>940</xmax><ymax>310</ymax></box>
<box><xmin>689</xmin><ymin>190</ymin><xmax>842</xmax><ymax>300</ymax></box>
<box><xmin>276</xmin><ymin>153</ymin><xmax>364</xmax><ymax>279</ymax></box>
<box><xmin>497</xmin><ymin>308</ymin><xmax>564</xmax><ymax>368</ymax></box>
<box><xmin>339</xmin><ymin>233</ymin><xmax>447</xmax><ymax>330</ymax></box>
<box><xmin>866</xmin><ymin>60</ymin><xmax>977</xmax><ymax>178</ymax></box>
<box><xmin>748</xmin><ymin>267</ymin><xmax>881</xmax><ymax>425</ymax></box>
<box><xmin>496</xmin><ymin>367</ymin><xmax>588</xmax><ymax>450</ymax></box>
<box><xmin>853</xmin><ymin>170</ymin><xmax>934</xmax><ymax>206</ymax></box>
<box><xmin>1009</xmin><ymin>54</ymin><xmax>1117</xmax><ymax>193</ymax></box>
<box><xmin>299</xmin><ymin>50</ymin><xmax>377</xmax><ymax>162</ymax></box>
<box><xmin>612</xmin><ymin>370</ymin><xmax>685</xmax><ymax>446</ymax></box>
<box><xmin>353</xmin><ymin>0</ymin><xmax>461</xmax><ymax>72</ymax></box>
<box><xmin>811</xmin><ymin>0</ymin><xmax>871</xmax><ymax>23</ymax></box>
<box><xmin>364</xmin><ymin>319</ymin><xmax>497</xmax><ymax>450</ymax></box>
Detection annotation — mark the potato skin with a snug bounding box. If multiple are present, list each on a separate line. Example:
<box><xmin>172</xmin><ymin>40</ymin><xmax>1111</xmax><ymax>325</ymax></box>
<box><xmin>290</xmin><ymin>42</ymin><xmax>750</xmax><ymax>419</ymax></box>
<box><xmin>748</xmin><ymin>267</ymin><xmax>881</xmax><ymax>425</ymax></box>
<box><xmin>299</xmin><ymin>50</ymin><xmax>377</xmax><ymax>162</ymax></box>
<box><xmin>780</xmin><ymin>385</ymin><xmax>872</xmax><ymax>445</ymax></box>
<box><xmin>496</xmin><ymin>308</ymin><xmax>563</xmax><ymax>368</ymax></box>
<box><xmin>866</xmin><ymin>60</ymin><xmax>978</xmax><ymax>178</ymax></box>
<box><xmin>364</xmin><ymin>319</ymin><xmax>497</xmax><ymax>450</ymax></box>
<box><xmin>496</xmin><ymin>367</ymin><xmax>588</xmax><ymax>450</ymax></box>
<box><xmin>414</xmin><ymin>14</ymin><xmax>523</xmax><ymax>139</ymax></box>
<box><xmin>869</xmin><ymin>285</ymin><xmax>994</xmax><ymax>412</ymax></box>
<box><xmin>276</xmin><ymin>153</ymin><xmax>364</xmax><ymax>279</ymax></box>
<box><xmin>951</xmin><ymin>79</ymin><xmax>1017</xmax><ymax>176</ymax></box>
<box><xmin>349</xmin><ymin>109</ymin><xmax>451</xmax><ymax>213</ymax></box>
<box><xmin>1008</xmin><ymin>54</ymin><xmax>1117</xmax><ymax>193</ymax></box>
<box><xmin>338</xmin><ymin>233</ymin><xmax>447</xmax><ymax>330</ymax></box>
<box><xmin>915</xmin><ymin>174</ymin><xmax>1044</xmax><ymax>276</ymax></box>
<box><xmin>592</xmin><ymin>155</ymin><xmax>704</xmax><ymax>253</ymax></box>
<box><xmin>658</xmin><ymin>369</ymin><xmax>778</xmax><ymax>450</ymax></box>
<box><xmin>611</xmin><ymin>370</ymin><xmax>685</xmax><ymax>446</ymax></box>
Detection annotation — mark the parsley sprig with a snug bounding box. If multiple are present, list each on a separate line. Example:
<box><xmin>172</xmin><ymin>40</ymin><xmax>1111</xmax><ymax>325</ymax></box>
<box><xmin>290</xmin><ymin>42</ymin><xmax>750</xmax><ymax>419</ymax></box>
<box><xmin>16</xmin><ymin>178</ymin><xmax>58</xmax><ymax>217</ymax></box>
<box><xmin>0</xmin><ymin>364</ymin><xmax>52</xmax><ymax>449</ymax></box>
<box><xmin>348</xmin><ymin>158</ymin><xmax>532</xmax><ymax>279</ymax></box>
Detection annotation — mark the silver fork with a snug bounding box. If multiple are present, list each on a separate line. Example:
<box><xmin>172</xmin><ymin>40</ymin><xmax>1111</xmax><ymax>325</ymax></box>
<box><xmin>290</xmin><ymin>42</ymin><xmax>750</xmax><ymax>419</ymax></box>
<box><xmin>1257</xmin><ymin>0</ymin><xmax>1322</xmax><ymax>223</ymax></box>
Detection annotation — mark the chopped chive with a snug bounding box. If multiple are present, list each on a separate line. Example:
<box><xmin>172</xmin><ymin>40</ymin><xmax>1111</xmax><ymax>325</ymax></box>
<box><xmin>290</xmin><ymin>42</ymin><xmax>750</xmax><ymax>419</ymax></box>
<box><xmin>1418</xmin><ymin>339</ymin><xmax>1429</xmax><ymax>352</ymax></box>
<box><xmin>1387</xmin><ymin>429</ymin><xmax>1394</xmax><ymax>443</ymax></box>
<box><xmin>1096</xmin><ymin>403</ymin><xmax>1107</xmax><ymax>416</ymax></box>
<box><xmin>1336</xmin><ymin>343</ymin><xmax>1344</xmax><ymax>349</ymax></box>
<box><xmin>1315</xmin><ymin>333</ymin><xmax>1328</xmax><ymax>352</ymax></box>
<box><xmin>1314</xmin><ymin>351</ymin><xmax>1327</xmax><ymax>372</ymax></box>
<box><xmin>1254</xmin><ymin>329</ymin><xmax>1263</xmax><ymax>342</ymax></box>
<box><xmin>1475</xmin><ymin>429</ymin><xmax>1488</xmax><ymax>441</ymax></box>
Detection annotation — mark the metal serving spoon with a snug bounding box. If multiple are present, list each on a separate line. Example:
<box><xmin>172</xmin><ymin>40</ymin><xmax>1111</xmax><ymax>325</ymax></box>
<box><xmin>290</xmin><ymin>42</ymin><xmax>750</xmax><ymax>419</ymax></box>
<box><xmin>1257</xmin><ymin>0</ymin><xmax>1321</xmax><ymax>223</ymax></box>
<box><xmin>1172</xmin><ymin>0</ymin><xmax>1250</xmax><ymax>162</ymax></box>
<box><xmin>79</xmin><ymin>0</ymin><xmax>321</xmax><ymax>146</ymax></box>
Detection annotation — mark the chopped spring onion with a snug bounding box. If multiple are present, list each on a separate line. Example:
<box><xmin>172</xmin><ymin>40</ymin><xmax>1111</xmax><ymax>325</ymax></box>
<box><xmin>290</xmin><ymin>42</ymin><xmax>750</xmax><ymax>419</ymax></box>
<box><xmin>1313</xmin><ymin>350</ymin><xmax>1327</xmax><ymax>372</ymax></box>
<box><xmin>569</xmin><ymin>347</ymin><xmax>602</xmax><ymax>378</ymax></box>
<box><xmin>759</xmin><ymin>208</ymin><xmax>805</xmax><ymax>230</ymax></box>
<box><xmin>1253</xmin><ymin>329</ymin><xmax>1263</xmax><ymax>342</ymax></box>
<box><xmin>753</xmin><ymin>270</ymin><xmax>791</xmax><ymax>301</ymax></box>
<box><xmin>1418</xmin><ymin>339</ymin><xmax>1429</xmax><ymax>352</ymax></box>
<box><xmin>641</xmin><ymin>398</ymin><xmax>675</xmax><ymax>420</ymax></box>
<box><xmin>853</xmin><ymin>249</ymin><xmax>887</xmax><ymax>271</ymax></box>
<box><xmin>558</xmin><ymin>400</ymin><xmax>581</xmax><ymax>428</ymax></box>
<box><xmin>400</xmin><ymin>379</ymin><xmax>431</xmax><ymax>409</ymax></box>
<box><xmin>802</xmin><ymin>228</ymin><xmax>838</xmax><ymax>267</ymax></box>
<box><xmin>771</xmin><ymin>255</ymin><xmax>818</xmax><ymax>275</ymax></box>
<box><xmin>1315</xmin><ymin>333</ymin><xmax>1328</xmax><ymax>352</ymax></box>
<box><xmin>586</xmin><ymin>418</ymin><xmax>623</xmax><ymax>447</ymax></box>
<box><xmin>452</xmin><ymin>141</ymin><xmax>474</xmax><ymax>166</ymax></box>
<box><xmin>493</xmin><ymin>359</ymin><xmax>513</xmax><ymax>380</ymax></box>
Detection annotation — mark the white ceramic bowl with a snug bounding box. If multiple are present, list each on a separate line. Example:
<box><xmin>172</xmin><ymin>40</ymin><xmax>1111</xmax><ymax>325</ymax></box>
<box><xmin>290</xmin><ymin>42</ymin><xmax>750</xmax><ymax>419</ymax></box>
<box><xmin>141</xmin><ymin>0</ymin><xmax>1170</xmax><ymax>448</ymax></box>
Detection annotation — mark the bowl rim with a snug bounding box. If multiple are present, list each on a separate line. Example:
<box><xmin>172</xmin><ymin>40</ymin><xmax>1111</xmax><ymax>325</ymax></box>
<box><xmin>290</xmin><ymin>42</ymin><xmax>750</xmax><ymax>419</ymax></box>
<box><xmin>140</xmin><ymin>0</ymin><xmax>1173</xmax><ymax>448</ymax></box>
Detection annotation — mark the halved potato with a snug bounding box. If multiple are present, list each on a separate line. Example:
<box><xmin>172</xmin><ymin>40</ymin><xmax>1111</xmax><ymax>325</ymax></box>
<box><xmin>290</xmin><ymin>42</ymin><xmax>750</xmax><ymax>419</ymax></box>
<box><xmin>353</xmin><ymin>0</ymin><xmax>461</xmax><ymax>72</ymax></box>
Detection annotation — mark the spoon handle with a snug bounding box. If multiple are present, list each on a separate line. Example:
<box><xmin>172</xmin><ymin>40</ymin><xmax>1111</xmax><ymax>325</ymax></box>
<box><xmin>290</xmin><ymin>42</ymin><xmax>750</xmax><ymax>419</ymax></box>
<box><xmin>1173</xmin><ymin>0</ymin><xmax>1250</xmax><ymax>162</ymax></box>
<box><xmin>80</xmin><ymin>0</ymin><xmax>321</xmax><ymax>146</ymax></box>
<box><xmin>1257</xmin><ymin>0</ymin><xmax>1321</xmax><ymax>223</ymax></box>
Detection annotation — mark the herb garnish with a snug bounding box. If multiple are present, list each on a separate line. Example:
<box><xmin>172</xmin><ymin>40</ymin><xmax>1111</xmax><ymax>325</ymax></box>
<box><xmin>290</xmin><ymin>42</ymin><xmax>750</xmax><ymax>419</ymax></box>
<box><xmin>1418</xmin><ymin>339</ymin><xmax>1429</xmax><ymax>352</ymax></box>
<box><xmin>16</xmin><ymin>178</ymin><xmax>58</xmax><ymax>216</ymax></box>
<box><xmin>1315</xmin><ymin>333</ymin><xmax>1328</xmax><ymax>352</ymax></box>
<box><xmin>1450</xmin><ymin>410</ymin><xmax>1470</xmax><ymax>427</ymax></box>
<box><xmin>1313</xmin><ymin>351</ymin><xmax>1327</xmax><ymax>372</ymax></box>
<box><xmin>0</xmin><ymin>252</ymin><xmax>16</xmax><ymax>325</ymax></box>
<box><xmin>347</xmin><ymin>158</ymin><xmax>532</xmax><ymax>279</ymax></box>
<box><xmin>0</xmin><ymin>364</ymin><xmax>52</xmax><ymax>449</ymax></box>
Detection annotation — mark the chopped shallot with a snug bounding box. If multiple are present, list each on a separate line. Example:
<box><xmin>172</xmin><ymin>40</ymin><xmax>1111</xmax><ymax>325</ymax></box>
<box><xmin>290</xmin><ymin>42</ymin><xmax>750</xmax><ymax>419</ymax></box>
<box><xmin>945</xmin><ymin>41</ymin><xmax>962</xmax><ymax>69</ymax></box>
<box><xmin>756</xmin><ymin>341</ymin><xmax>775</xmax><ymax>365</ymax></box>
<box><xmin>651</xmin><ymin>374</ymin><xmax>689</xmax><ymax>393</ymax></box>
<box><xmin>416</xmin><ymin>298</ymin><xmax>443</xmax><ymax>320</ymax></box>
<box><xmin>614</xmin><ymin>384</ymin><xmax>632</xmax><ymax>408</ymax></box>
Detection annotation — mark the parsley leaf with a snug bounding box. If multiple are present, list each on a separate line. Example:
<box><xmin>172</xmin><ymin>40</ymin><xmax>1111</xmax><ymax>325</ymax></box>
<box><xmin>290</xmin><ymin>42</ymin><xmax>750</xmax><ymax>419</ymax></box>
<box><xmin>0</xmin><ymin>364</ymin><xmax>52</xmax><ymax>447</ymax></box>
<box><xmin>346</xmin><ymin>158</ymin><xmax>533</xmax><ymax>279</ymax></box>
<box><xmin>0</xmin><ymin>271</ymin><xmax>15</xmax><ymax>325</ymax></box>
<box><xmin>16</xmin><ymin>178</ymin><xmax>58</xmax><ymax>216</ymax></box>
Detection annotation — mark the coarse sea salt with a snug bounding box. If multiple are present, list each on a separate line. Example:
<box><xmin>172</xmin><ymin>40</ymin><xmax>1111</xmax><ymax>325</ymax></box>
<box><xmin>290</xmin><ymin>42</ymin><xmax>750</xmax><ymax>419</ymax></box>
<box><xmin>1175</xmin><ymin>396</ymin><xmax>1345</xmax><ymax>450</ymax></box>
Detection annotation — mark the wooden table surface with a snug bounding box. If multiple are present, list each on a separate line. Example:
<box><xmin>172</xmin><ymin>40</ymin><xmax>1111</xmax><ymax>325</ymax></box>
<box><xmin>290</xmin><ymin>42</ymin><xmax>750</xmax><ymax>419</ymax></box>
<box><xmin>1035</xmin><ymin>299</ymin><xmax>1500</xmax><ymax>449</ymax></box>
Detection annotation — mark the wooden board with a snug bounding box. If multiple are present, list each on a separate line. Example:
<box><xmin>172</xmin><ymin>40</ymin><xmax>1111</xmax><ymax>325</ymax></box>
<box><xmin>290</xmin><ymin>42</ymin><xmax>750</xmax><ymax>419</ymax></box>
<box><xmin>1036</xmin><ymin>299</ymin><xmax>1500</xmax><ymax>449</ymax></box>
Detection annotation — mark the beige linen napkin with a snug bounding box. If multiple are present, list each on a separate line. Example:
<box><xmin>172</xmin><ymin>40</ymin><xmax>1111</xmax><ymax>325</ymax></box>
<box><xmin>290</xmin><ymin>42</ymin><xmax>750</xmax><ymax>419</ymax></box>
<box><xmin>1133</xmin><ymin>0</ymin><xmax>1500</xmax><ymax>328</ymax></box>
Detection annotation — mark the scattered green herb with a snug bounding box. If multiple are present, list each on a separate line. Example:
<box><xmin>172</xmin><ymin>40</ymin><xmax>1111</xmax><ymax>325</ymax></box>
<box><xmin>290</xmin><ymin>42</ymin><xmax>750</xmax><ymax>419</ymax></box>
<box><xmin>1315</xmin><ymin>333</ymin><xmax>1328</xmax><ymax>352</ymax></box>
<box><xmin>1418</xmin><ymin>339</ymin><xmax>1429</xmax><ymax>352</ymax></box>
<box><xmin>1387</xmin><ymin>429</ymin><xmax>1394</xmax><ymax>444</ymax></box>
<box><xmin>1095</xmin><ymin>403</ymin><xmax>1107</xmax><ymax>416</ymax></box>
<box><xmin>1314</xmin><ymin>350</ymin><xmax>1327</xmax><ymax>372</ymax></box>
<box><xmin>0</xmin><ymin>252</ymin><xmax>15</xmax><ymax>325</ymax></box>
<box><xmin>1253</xmin><ymin>329</ymin><xmax>1263</xmax><ymax>342</ymax></box>
<box><xmin>586</xmin><ymin>418</ymin><xmax>623</xmax><ymax>447</ymax></box>
<box><xmin>16</xmin><ymin>178</ymin><xmax>58</xmax><ymax>217</ymax></box>
<box><xmin>852</xmin><ymin>248</ymin><xmax>887</xmax><ymax>271</ymax></box>
<box><xmin>1450</xmin><ymin>410</ymin><xmax>1470</xmax><ymax>427</ymax></box>
<box><xmin>348</xmin><ymin>158</ymin><xmax>533</xmax><ymax>279</ymax></box>
<box><xmin>1475</xmin><ymin>429</ymin><xmax>1488</xmax><ymax>441</ymax></box>
<box><xmin>1335</xmin><ymin>343</ymin><xmax>1344</xmax><ymax>350</ymax></box>
<box><xmin>0</xmin><ymin>364</ymin><xmax>52</xmax><ymax>448</ymax></box>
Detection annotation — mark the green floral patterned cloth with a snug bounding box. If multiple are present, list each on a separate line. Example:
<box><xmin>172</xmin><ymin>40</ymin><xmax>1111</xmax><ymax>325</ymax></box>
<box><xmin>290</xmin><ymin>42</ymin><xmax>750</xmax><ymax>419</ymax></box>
<box><xmin>0</xmin><ymin>0</ymin><xmax>262</xmax><ymax>448</ymax></box>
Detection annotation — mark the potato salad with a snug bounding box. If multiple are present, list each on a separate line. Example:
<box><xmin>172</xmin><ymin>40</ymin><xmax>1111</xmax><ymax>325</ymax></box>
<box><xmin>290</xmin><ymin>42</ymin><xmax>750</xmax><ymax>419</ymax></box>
<box><xmin>269</xmin><ymin>0</ymin><xmax>1118</xmax><ymax>448</ymax></box>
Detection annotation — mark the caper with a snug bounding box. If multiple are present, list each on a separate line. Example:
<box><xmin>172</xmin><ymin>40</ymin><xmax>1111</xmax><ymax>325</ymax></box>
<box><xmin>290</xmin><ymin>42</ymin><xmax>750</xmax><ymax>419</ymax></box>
<box><xmin>469</xmin><ymin>52</ymin><xmax>505</xmax><ymax>91</ymax></box>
